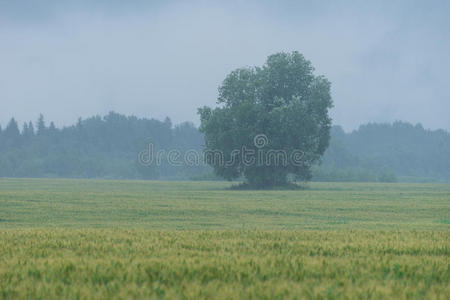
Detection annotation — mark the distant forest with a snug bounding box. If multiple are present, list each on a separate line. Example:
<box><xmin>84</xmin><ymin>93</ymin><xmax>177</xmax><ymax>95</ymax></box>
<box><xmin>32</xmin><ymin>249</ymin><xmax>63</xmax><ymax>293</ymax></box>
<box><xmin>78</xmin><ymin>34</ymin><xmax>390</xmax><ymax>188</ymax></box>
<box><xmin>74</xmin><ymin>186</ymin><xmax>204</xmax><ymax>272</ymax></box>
<box><xmin>1</xmin><ymin>112</ymin><xmax>449</xmax><ymax>182</ymax></box>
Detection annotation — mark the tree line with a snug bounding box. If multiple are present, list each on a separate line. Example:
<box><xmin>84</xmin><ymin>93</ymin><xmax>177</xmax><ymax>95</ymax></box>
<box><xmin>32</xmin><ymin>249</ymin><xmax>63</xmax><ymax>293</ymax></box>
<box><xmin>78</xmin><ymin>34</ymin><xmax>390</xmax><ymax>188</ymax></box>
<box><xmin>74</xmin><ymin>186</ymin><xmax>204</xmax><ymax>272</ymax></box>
<box><xmin>316</xmin><ymin>122</ymin><xmax>450</xmax><ymax>182</ymax></box>
<box><xmin>0</xmin><ymin>112</ymin><xmax>207</xmax><ymax>179</ymax></box>
<box><xmin>0</xmin><ymin>112</ymin><xmax>449</xmax><ymax>182</ymax></box>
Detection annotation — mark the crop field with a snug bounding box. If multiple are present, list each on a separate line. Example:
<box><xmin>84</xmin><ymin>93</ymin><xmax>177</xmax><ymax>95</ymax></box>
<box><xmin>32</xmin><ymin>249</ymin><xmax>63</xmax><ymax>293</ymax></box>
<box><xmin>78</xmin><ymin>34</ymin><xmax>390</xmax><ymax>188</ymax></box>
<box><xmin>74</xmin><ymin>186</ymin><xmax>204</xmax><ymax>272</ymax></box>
<box><xmin>0</xmin><ymin>178</ymin><xmax>449</xmax><ymax>299</ymax></box>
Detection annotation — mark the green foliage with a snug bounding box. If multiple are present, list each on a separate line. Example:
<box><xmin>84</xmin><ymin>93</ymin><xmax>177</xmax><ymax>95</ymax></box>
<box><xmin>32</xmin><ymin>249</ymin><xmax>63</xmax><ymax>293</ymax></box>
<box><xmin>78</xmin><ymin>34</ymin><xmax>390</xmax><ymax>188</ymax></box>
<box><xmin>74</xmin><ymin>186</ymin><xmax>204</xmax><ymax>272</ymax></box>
<box><xmin>199</xmin><ymin>52</ymin><xmax>333</xmax><ymax>187</ymax></box>
<box><xmin>318</xmin><ymin>123</ymin><xmax>450</xmax><ymax>182</ymax></box>
<box><xmin>2</xmin><ymin>118</ymin><xmax>20</xmax><ymax>148</ymax></box>
<box><xmin>312</xmin><ymin>166</ymin><xmax>398</xmax><ymax>183</ymax></box>
<box><xmin>0</xmin><ymin>113</ymin><xmax>449</xmax><ymax>182</ymax></box>
<box><xmin>0</xmin><ymin>112</ymin><xmax>209</xmax><ymax>179</ymax></box>
<box><xmin>378</xmin><ymin>169</ymin><xmax>397</xmax><ymax>183</ymax></box>
<box><xmin>0</xmin><ymin>230</ymin><xmax>448</xmax><ymax>299</ymax></box>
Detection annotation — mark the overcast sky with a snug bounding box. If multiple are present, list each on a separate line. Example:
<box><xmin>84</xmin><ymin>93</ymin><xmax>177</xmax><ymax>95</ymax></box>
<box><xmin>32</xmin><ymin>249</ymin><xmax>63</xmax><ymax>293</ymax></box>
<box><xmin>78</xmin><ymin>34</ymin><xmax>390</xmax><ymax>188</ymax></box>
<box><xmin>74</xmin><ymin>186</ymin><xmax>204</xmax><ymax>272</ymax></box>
<box><xmin>1</xmin><ymin>0</ymin><xmax>449</xmax><ymax>132</ymax></box>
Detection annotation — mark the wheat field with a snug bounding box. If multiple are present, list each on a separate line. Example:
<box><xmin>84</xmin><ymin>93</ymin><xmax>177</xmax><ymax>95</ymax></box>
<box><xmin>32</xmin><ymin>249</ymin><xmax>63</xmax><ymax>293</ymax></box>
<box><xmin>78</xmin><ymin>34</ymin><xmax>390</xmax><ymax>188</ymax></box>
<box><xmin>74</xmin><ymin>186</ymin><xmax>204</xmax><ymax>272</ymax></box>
<box><xmin>0</xmin><ymin>179</ymin><xmax>449</xmax><ymax>299</ymax></box>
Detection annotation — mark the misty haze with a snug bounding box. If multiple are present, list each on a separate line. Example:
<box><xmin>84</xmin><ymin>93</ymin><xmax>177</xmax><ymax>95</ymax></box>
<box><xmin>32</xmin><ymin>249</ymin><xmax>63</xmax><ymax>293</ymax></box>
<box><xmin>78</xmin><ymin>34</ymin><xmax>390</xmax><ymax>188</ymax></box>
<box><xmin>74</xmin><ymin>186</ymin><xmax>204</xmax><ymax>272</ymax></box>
<box><xmin>1</xmin><ymin>1</ymin><xmax>449</xmax><ymax>131</ymax></box>
<box><xmin>0</xmin><ymin>1</ymin><xmax>449</xmax><ymax>299</ymax></box>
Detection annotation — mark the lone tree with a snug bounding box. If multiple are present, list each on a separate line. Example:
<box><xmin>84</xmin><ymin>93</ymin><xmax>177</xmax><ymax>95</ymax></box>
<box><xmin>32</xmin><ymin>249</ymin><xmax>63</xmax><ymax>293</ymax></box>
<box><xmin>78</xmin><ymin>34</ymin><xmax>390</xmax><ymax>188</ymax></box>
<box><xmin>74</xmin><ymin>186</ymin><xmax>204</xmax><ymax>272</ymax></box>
<box><xmin>198</xmin><ymin>51</ymin><xmax>333</xmax><ymax>188</ymax></box>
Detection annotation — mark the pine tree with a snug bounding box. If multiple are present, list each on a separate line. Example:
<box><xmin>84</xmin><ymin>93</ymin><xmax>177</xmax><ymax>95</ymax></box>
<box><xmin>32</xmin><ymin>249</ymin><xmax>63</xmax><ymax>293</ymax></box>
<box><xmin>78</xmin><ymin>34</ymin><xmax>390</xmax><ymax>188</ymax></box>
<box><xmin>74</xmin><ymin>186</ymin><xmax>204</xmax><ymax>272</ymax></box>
<box><xmin>28</xmin><ymin>121</ymin><xmax>35</xmax><ymax>136</ymax></box>
<box><xmin>4</xmin><ymin>118</ymin><xmax>21</xmax><ymax>146</ymax></box>
<box><xmin>4</xmin><ymin>118</ymin><xmax>20</xmax><ymax>139</ymax></box>
<box><xmin>22</xmin><ymin>122</ymin><xmax>29</xmax><ymax>136</ymax></box>
<box><xmin>37</xmin><ymin>114</ymin><xmax>46</xmax><ymax>135</ymax></box>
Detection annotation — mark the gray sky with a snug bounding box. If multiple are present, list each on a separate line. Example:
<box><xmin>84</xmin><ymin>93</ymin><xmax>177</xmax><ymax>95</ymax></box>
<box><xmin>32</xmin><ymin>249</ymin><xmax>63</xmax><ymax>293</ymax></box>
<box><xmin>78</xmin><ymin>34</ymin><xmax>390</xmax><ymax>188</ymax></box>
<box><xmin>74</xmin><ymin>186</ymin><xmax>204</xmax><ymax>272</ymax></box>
<box><xmin>1</xmin><ymin>0</ymin><xmax>449</xmax><ymax>131</ymax></box>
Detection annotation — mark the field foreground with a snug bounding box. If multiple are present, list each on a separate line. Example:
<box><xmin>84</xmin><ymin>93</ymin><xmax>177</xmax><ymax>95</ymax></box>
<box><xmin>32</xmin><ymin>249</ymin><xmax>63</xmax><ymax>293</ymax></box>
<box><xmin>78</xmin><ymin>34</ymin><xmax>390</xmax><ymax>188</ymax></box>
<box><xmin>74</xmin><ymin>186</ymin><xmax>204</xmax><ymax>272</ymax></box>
<box><xmin>0</xmin><ymin>179</ymin><xmax>449</xmax><ymax>299</ymax></box>
<box><xmin>0</xmin><ymin>230</ymin><xmax>448</xmax><ymax>299</ymax></box>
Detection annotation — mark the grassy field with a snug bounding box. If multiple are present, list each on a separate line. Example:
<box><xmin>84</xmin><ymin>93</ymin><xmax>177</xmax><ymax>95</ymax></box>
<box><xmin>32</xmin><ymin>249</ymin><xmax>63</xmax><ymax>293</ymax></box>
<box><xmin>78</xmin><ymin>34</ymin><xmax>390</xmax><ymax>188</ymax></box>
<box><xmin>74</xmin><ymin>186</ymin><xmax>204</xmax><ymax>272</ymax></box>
<box><xmin>1</xmin><ymin>178</ymin><xmax>449</xmax><ymax>229</ymax></box>
<box><xmin>0</xmin><ymin>178</ymin><xmax>449</xmax><ymax>299</ymax></box>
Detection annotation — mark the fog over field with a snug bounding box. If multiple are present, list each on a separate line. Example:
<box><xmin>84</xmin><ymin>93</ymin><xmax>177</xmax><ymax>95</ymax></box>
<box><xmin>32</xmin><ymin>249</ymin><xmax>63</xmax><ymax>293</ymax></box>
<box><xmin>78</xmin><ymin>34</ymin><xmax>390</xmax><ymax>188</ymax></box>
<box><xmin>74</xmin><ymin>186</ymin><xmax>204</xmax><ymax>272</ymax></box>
<box><xmin>1</xmin><ymin>3</ymin><xmax>449</xmax><ymax>298</ymax></box>
<box><xmin>1</xmin><ymin>0</ymin><xmax>449</xmax><ymax>131</ymax></box>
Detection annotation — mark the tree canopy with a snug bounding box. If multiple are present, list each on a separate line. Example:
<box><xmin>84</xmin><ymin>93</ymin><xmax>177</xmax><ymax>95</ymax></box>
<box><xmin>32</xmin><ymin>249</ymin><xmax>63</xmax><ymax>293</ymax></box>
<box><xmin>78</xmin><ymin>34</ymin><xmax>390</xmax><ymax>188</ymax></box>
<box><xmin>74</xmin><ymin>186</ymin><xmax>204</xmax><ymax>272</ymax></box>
<box><xmin>198</xmin><ymin>52</ymin><xmax>333</xmax><ymax>187</ymax></box>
